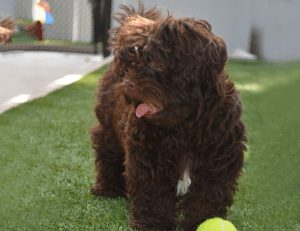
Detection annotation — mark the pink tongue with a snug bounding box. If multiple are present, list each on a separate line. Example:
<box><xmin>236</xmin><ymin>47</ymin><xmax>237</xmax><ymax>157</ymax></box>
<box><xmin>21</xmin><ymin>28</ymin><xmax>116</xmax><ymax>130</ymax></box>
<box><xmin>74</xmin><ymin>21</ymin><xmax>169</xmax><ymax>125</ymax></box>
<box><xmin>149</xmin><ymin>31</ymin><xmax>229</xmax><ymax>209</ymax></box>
<box><xmin>135</xmin><ymin>103</ymin><xmax>151</xmax><ymax>118</ymax></box>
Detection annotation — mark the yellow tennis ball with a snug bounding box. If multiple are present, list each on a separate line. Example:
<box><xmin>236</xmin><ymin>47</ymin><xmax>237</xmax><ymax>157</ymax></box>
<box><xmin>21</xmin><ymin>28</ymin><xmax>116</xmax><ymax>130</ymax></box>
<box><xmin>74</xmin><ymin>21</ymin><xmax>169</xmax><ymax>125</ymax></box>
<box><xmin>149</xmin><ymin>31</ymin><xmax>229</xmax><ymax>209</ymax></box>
<box><xmin>196</xmin><ymin>218</ymin><xmax>238</xmax><ymax>231</ymax></box>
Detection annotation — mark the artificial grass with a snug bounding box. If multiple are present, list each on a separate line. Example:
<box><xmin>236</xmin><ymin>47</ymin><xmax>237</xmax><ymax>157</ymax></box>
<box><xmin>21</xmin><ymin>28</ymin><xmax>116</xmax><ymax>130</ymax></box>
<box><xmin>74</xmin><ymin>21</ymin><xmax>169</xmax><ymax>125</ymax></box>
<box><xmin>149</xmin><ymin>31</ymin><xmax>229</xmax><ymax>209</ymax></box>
<box><xmin>12</xmin><ymin>32</ymin><xmax>92</xmax><ymax>46</ymax></box>
<box><xmin>0</xmin><ymin>61</ymin><xmax>299</xmax><ymax>230</ymax></box>
<box><xmin>14</xmin><ymin>18</ymin><xmax>91</xmax><ymax>46</ymax></box>
<box><xmin>12</xmin><ymin>31</ymin><xmax>36</xmax><ymax>44</ymax></box>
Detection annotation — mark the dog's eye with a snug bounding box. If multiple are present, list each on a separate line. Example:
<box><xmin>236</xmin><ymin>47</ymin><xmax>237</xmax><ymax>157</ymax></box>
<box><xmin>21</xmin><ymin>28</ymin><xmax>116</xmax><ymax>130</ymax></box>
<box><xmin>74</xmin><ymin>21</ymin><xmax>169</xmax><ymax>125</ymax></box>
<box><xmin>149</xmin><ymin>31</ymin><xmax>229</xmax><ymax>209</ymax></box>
<box><xmin>127</xmin><ymin>46</ymin><xmax>141</xmax><ymax>56</ymax></box>
<box><xmin>128</xmin><ymin>47</ymin><xmax>135</xmax><ymax>55</ymax></box>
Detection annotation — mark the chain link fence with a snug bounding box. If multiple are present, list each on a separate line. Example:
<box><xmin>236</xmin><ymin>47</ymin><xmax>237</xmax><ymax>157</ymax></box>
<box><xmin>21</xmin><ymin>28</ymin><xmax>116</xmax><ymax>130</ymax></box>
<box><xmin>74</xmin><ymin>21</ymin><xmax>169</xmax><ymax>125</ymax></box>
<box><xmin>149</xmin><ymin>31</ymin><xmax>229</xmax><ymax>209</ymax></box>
<box><xmin>0</xmin><ymin>0</ymin><xmax>110</xmax><ymax>54</ymax></box>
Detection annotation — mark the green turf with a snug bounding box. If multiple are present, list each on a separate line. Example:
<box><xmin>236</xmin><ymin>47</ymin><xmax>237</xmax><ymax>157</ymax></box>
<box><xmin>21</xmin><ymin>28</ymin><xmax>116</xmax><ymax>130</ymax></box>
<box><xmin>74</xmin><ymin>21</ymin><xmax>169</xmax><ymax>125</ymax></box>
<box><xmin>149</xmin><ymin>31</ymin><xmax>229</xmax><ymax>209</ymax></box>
<box><xmin>13</xmin><ymin>18</ymin><xmax>87</xmax><ymax>46</ymax></box>
<box><xmin>12</xmin><ymin>31</ymin><xmax>92</xmax><ymax>46</ymax></box>
<box><xmin>12</xmin><ymin>32</ymin><xmax>37</xmax><ymax>44</ymax></box>
<box><xmin>0</xmin><ymin>61</ymin><xmax>299</xmax><ymax>231</ymax></box>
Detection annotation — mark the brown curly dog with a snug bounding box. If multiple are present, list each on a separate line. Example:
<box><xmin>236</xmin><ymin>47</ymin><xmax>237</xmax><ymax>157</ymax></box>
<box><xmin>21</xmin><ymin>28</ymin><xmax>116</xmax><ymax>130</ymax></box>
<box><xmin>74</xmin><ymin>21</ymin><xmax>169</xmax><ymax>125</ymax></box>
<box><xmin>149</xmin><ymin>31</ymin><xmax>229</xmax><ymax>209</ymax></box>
<box><xmin>0</xmin><ymin>18</ymin><xmax>14</xmax><ymax>44</ymax></box>
<box><xmin>91</xmin><ymin>3</ymin><xmax>246</xmax><ymax>231</ymax></box>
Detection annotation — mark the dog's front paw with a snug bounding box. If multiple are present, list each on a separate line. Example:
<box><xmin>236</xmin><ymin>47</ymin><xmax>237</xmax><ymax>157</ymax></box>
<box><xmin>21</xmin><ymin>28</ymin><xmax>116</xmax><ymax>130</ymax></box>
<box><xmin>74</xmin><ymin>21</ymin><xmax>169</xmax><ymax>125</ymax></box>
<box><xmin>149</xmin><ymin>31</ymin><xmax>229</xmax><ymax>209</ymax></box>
<box><xmin>91</xmin><ymin>184</ymin><xmax>103</xmax><ymax>196</ymax></box>
<box><xmin>91</xmin><ymin>184</ymin><xmax>126</xmax><ymax>198</ymax></box>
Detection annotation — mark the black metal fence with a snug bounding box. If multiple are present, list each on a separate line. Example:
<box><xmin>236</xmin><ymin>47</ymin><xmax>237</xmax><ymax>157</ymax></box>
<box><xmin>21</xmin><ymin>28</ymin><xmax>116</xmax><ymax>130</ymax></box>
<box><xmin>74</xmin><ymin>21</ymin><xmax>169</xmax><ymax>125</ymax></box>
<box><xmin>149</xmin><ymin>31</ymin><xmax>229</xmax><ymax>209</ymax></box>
<box><xmin>0</xmin><ymin>0</ymin><xmax>111</xmax><ymax>56</ymax></box>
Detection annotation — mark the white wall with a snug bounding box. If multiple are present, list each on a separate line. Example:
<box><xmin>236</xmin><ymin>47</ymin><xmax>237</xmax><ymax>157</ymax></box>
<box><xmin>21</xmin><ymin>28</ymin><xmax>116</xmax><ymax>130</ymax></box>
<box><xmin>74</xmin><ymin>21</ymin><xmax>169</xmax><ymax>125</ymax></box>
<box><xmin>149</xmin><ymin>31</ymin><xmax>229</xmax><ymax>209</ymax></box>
<box><xmin>76</xmin><ymin>0</ymin><xmax>93</xmax><ymax>42</ymax></box>
<box><xmin>112</xmin><ymin>0</ymin><xmax>300</xmax><ymax>61</ymax></box>
<box><xmin>0</xmin><ymin>0</ymin><xmax>17</xmax><ymax>18</ymax></box>
<box><xmin>15</xmin><ymin>0</ymin><xmax>33</xmax><ymax>19</ymax></box>
<box><xmin>251</xmin><ymin>0</ymin><xmax>300</xmax><ymax>61</ymax></box>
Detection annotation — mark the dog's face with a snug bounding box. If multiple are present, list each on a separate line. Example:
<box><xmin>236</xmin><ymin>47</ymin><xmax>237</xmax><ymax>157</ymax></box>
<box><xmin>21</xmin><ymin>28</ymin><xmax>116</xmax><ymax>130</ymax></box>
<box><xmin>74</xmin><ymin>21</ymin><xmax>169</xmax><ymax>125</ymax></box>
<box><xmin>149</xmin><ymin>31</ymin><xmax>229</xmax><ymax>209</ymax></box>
<box><xmin>111</xmin><ymin>6</ymin><xmax>227</xmax><ymax>126</ymax></box>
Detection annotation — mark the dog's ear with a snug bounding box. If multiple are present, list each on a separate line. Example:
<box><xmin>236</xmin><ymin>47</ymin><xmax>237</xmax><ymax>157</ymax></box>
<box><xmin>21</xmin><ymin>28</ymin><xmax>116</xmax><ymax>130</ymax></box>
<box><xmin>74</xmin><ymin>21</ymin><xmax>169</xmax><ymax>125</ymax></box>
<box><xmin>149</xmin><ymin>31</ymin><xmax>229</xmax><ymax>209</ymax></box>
<box><xmin>207</xmin><ymin>36</ymin><xmax>228</xmax><ymax>74</ymax></box>
<box><xmin>200</xmin><ymin>37</ymin><xmax>228</xmax><ymax>101</ymax></box>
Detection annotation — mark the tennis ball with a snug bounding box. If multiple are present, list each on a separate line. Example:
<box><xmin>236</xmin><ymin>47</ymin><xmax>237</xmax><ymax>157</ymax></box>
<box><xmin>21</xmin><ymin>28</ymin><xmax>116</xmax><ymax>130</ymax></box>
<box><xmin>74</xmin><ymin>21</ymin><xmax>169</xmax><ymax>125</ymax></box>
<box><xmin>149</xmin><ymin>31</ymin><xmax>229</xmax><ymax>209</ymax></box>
<box><xmin>196</xmin><ymin>217</ymin><xmax>238</xmax><ymax>231</ymax></box>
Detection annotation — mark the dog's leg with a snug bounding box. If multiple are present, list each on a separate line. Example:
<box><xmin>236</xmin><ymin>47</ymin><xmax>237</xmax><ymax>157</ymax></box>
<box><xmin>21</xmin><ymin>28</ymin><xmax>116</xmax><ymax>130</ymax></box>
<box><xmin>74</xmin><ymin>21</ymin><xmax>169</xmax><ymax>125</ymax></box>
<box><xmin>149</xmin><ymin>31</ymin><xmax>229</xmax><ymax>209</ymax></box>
<box><xmin>91</xmin><ymin>125</ymin><xmax>126</xmax><ymax>197</ymax></box>
<box><xmin>125</xmin><ymin>147</ymin><xmax>178</xmax><ymax>230</ymax></box>
<box><xmin>180</xmin><ymin>145</ymin><xmax>244</xmax><ymax>231</ymax></box>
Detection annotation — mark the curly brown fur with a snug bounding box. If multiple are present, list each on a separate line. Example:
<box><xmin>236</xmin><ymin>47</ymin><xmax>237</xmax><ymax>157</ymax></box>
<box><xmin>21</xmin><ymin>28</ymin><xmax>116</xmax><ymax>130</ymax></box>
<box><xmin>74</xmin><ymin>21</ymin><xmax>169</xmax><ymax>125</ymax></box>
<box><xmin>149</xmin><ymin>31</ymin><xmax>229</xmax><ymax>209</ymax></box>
<box><xmin>0</xmin><ymin>18</ymin><xmax>14</xmax><ymax>43</ymax></box>
<box><xmin>91</xmin><ymin>3</ymin><xmax>246</xmax><ymax>231</ymax></box>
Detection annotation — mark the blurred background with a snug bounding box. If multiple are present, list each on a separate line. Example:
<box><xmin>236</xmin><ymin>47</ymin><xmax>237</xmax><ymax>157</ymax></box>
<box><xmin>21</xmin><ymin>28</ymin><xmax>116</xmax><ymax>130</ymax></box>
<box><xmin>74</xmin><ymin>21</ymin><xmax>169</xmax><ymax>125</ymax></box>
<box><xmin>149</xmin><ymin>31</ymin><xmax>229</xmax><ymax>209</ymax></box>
<box><xmin>0</xmin><ymin>0</ymin><xmax>300</xmax><ymax>61</ymax></box>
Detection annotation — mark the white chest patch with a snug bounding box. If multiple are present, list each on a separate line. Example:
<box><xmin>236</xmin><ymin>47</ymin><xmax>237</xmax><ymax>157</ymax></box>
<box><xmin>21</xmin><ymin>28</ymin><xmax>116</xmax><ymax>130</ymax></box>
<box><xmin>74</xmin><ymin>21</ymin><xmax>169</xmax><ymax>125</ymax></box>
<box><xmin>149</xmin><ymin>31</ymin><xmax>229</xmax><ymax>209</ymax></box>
<box><xmin>176</xmin><ymin>168</ymin><xmax>191</xmax><ymax>196</ymax></box>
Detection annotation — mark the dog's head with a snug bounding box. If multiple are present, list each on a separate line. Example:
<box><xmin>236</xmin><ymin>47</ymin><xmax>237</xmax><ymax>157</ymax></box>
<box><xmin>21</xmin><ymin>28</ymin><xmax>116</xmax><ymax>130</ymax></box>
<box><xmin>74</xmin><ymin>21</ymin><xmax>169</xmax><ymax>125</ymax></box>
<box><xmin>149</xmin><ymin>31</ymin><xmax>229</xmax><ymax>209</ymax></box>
<box><xmin>110</xmin><ymin>4</ymin><xmax>228</xmax><ymax>126</ymax></box>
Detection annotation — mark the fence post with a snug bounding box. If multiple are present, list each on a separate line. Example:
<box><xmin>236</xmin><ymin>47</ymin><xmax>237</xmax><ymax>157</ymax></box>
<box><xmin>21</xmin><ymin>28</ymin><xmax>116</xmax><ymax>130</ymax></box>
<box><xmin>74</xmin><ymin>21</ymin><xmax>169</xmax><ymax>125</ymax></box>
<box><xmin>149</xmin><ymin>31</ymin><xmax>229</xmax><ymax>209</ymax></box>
<box><xmin>92</xmin><ymin>0</ymin><xmax>112</xmax><ymax>57</ymax></box>
<box><xmin>102</xmin><ymin>0</ymin><xmax>111</xmax><ymax>57</ymax></box>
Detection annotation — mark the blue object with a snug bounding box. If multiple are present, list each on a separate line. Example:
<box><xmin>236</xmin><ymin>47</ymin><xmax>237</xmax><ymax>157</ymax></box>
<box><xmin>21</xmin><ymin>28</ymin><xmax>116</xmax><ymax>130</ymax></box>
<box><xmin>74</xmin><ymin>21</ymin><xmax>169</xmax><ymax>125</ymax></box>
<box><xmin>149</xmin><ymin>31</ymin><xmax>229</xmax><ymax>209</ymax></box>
<box><xmin>45</xmin><ymin>12</ymin><xmax>54</xmax><ymax>25</ymax></box>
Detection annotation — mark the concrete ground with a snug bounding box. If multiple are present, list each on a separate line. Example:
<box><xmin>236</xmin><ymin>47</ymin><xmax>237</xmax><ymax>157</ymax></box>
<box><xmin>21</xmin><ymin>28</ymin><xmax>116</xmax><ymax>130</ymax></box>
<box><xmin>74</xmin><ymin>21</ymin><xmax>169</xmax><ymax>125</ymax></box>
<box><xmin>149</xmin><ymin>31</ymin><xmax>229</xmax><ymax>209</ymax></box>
<box><xmin>0</xmin><ymin>51</ymin><xmax>111</xmax><ymax>114</ymax></box>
